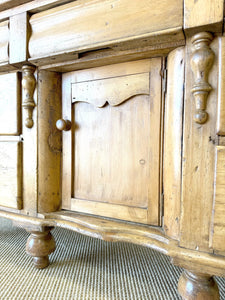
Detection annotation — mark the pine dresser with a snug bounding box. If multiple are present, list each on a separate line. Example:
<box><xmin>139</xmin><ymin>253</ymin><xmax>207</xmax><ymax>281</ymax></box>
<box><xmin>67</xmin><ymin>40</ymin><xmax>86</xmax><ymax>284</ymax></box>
<box><xmin>0</xmin><ymin>0</ymin><xmax>225</xmax><ymax>299</ymax></box>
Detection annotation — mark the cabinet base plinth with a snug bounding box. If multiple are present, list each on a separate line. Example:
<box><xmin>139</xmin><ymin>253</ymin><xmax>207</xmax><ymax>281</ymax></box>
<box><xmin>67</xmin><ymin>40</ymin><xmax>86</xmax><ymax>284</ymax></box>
<box><xmin>178</xmin><ymin>270</ymin><xmax>220</xmax><ymax>300</ymax></box>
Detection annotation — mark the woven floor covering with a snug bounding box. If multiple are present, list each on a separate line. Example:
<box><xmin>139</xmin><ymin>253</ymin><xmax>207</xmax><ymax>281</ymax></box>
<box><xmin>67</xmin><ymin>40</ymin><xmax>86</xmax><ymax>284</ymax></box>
<box><xmin>0</xmin><ymin>217</ymin><xmax>224</xmax><ymax>300</ymax></box>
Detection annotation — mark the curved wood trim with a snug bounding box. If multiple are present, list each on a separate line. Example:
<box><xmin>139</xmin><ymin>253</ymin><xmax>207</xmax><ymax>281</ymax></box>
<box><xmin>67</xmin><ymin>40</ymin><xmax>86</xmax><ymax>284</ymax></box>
<box><xmin>0</xmin><ymin>209</ymin><xmax>170</xmax><ymax>254</ymax></box>
<box><xmin>1</xmin><ymin>209</ymin><xmax>225</xmax><ymax>277</ymax></box>
<box><xmin>73</xmin><ymin>94</ymin><xmax>149</xmax><ymax>108</ymax></box>
<box><xmin>72</xmin><ymin>72</ymin><xmax>150</xmax><ymax>108</ymax></box>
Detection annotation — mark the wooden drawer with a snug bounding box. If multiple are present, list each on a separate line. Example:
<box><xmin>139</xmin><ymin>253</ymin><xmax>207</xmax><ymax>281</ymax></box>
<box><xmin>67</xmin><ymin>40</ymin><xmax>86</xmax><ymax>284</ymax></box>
<box><xmin>28</xmin><ymin>0</ymin><xmax>183</xmax><ymax>64</ymax></box>
<box><xmin>0</xmin><ymin>140</ymin><xmax>22</xmax><ymax>209</ymax></box>
<box><xmin>61</xmin><ymin>58</ymin><xmax>162</xmax><ymax>225</ymax></box>
<box><xmin>0</xmin><ymin>72</ymin><xmax>21</xmax><ymax>135</ymax></box>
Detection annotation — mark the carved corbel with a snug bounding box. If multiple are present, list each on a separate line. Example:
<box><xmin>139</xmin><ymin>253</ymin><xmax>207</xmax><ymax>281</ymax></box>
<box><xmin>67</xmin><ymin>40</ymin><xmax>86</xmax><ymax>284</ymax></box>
<box><xmin>22</xmin><ymin>65</ymin><xmax>36</xmax><ymax>128</ymax></box>
<box><xmin>190</xmin><ymin>32</ymin><xmax>214</xmax><ymax>124</ymax></box>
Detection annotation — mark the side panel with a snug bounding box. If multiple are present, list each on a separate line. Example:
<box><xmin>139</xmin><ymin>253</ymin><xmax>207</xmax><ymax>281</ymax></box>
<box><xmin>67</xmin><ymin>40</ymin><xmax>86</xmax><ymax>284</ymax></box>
<box><xmin>163</xmin><ymin>47</ymin><xmax>184</xmax><ymax>239</ymax></box>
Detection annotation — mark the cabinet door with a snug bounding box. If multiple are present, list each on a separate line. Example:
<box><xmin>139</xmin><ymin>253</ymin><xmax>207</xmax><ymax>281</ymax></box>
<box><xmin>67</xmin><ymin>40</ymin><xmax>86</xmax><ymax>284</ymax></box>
<box><xmin>0</xmin><ymin>141</ymin><xmax>22</xmax><ymax>209</ymax></box>
<box><xmin>0</xmin><ymin>72</ymin><xmax>23</xmax><ymax>209</ymax></box>
<box><xmin>61</xmin><ymin>59</ymin><xmax>162</xmax><ymax>225</ymax></box>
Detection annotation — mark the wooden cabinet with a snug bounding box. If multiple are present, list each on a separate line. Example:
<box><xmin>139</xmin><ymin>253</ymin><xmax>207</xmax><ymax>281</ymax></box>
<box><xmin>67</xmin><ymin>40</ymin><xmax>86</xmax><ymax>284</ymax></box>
<box><xmin>0</xmin><ymin>1</ymin><xmax>224</xmax><ymax>299</ymax></box>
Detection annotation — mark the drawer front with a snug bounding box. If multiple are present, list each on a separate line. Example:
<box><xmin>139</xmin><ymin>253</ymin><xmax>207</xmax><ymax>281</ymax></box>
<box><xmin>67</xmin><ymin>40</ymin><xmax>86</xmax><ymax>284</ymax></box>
<box><xmin>0</xmin><ymin>141</ymin><xmax>22</xmax><ymax>209</ymax></box>
<box><xmin>61</xmin><ymin>58</ymin><xmax>162</xmax><ymax>225</ymax></box>
<box><xmin>29</xmin><ymin>0</ymin><xmax>183</xmax><ymax>62</ymax></box>
<box><xmin>0</xmin><ymin>72</ymin><xmax>21</xmax><ymax>135</ymax></box>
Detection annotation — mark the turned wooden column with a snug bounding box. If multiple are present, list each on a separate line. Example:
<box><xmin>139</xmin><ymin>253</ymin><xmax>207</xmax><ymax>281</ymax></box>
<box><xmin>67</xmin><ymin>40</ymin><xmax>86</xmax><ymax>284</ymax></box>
<box><xmin>22</xmin><ymin>65</ymin><xmax>36</xmax><ymax>128</ymax></box>
<box><xmin>178</xmin><ymin>270</ymin><xmax>220</xmax><ymax>300</ymax></box>
<box><xmin>190</xmin><ymin>32</ymin><xmax>214</xmax><ymax>124</ymax></box>
<box><xmin>26</xmin><ymin>227</ymin><xmax>56</xmax><ymax>269</ymax></box>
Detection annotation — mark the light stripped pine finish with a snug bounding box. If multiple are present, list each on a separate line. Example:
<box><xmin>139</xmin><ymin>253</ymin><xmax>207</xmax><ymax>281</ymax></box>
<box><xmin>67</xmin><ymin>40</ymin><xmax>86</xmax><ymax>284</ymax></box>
<box><xmin>210</xmin><ymin>146</ymin><xmax>225</xmax><ymax>254</ymax></box>
<box><xmin>0</xmin><ymin>0</ymin><xmax>224</xmax><ymax>298</ymax></box>
<box><xmin>39</xmin><ymin>41</ymin><xmax>185</xmax><ymax>73</ymax></box>
<box><xmin>71</xmin><ymin>199</ymin><xmax>149</xmax><ymax>224</ymax></box>
<box><xmin>9</xmin><ymin>12</ymin><xmax>29</xmax><ymax>64</ymax></box>
<box><xmin>72</xmin><ymin>99</ymin><xmax>152</xmax><ymax>209</ymax></box>
<box><xmin>0</xmin><ymin>0</ymin><xmax>74</xmax><ymax>19</ymax></box>
<box><xmin>184</xmin><ymin>0</ymin><xmax>224</xmax><ymax>32</ymax></box>
<box><xmin>180</xmin><ymin>37</ymin><xmax>219</xmax><ymax>251</ymax></box>
<box><xmin>163</xmin><ymin>47</ymin><xmax>185</xmax><ymax>240</ymax></box>
<box><xmin>28</xmin><ymin>0</ymin><xmax>183</xmax><ymax>62</ymax></box>
<box><xmin>61</xmin><ymin>59</ymin><xmax>157</xmax><ymax>210</ymax></box>
<box><xmin>37</xmin><ymin>70</ymin><xmax>62</xmax><ymax>213</ymax></box>
<box><xmin>0</xmin><ymin>72</ymin><xmax>21</xmax><ymax>135</ymax></box>
<box><xmin>71</xmin><ymin>73</ymin><xmax>150</xmax><ymax>107</ymax></box>
<box><xmin>0</xmin><ymin>20</ymin><xmax>9</xmax><ymax>65</ymax></box>
<box><xmin>0</xmin><ymin>71</ymin><xmax>22</xmax><ymax>210</ymax></box>
<box><xmin>61</xmin><ymin>58</ymin><xmax>162</xmax><ymax>225</ymax></box>
<box><xmin>21</xmin><ymin>70</ymin><xmax>38</xmax><ymax>215</ymax></box>
<box><xmin>217</xmin><ymin>36</ymin><xmax>225</xmax><ymax>135</ymax></box>
<box><xmin>0</xmin><ymin>141</ymin><xmax>22</xmax><ymax>209</ymax></box>
<box><xmin>61</xmin><ymin>72</ymin><xmax>72</xmax><ymax>210</ymax></box>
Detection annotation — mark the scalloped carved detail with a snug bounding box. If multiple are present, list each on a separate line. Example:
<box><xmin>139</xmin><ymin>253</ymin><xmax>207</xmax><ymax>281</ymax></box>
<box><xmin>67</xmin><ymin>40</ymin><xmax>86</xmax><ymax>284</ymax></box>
<box><xmin>1</xmin><ymin>209</ymin><xmax>225</xmax><ymax>277</ymax></box>
<box><xmin>72</xmin><ymin>73</ymin><xmax>150</xmax><ymax>107</ymax></box>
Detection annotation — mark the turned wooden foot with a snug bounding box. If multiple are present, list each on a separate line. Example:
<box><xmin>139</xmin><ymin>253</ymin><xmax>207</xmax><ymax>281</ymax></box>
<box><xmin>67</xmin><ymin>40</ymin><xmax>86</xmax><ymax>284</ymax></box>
<box><xmin>178</xmin><ymin>270</ymin><xmax>220</xmax><ymax>300</ymax></box>
<box><xmin>26</xmin><ymin>227</ymin><xmax>56</xmax><ymax>269</ymax></box>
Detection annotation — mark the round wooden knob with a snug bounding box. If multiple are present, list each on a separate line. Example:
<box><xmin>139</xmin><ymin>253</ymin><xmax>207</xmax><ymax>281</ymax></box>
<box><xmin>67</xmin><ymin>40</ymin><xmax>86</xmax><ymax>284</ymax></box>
<box><xmin>56</xmin><ymin>119</ymin><xmax>71</xmax><ymax>131</ymax></box>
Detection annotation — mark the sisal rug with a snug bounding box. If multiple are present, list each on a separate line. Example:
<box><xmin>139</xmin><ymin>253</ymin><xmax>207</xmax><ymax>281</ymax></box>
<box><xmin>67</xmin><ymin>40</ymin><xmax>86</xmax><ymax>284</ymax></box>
<box><xmin>0</xmin><ymin>217</ymin><xmax>224</xmax><ymax>300</ymax></box>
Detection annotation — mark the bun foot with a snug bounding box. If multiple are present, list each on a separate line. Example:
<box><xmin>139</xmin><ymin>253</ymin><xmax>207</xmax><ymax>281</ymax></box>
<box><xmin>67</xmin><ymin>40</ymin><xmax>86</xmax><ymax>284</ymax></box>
<box><xmin>26</xmin><ymin>227</ymin><xmax>56</xmax><ymax>269</ymax></box>
<box><xmin>32</xmin><ymin>256</ymin><xmax>50</xmax><ymax>269</ymax></box>
<box><xmin>178</xmin><ymin>270</ymin><xmax>220</xmax><ymax>300</ymax></box>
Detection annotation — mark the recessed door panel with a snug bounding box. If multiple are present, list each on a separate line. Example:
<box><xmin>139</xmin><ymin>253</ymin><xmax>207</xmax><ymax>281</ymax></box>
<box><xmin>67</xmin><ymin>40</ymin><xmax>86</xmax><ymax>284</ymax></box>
<box><xmin>0</xmin><ymin>141</ymin><xmax>22</xmax><ymax>209</ymax></box>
